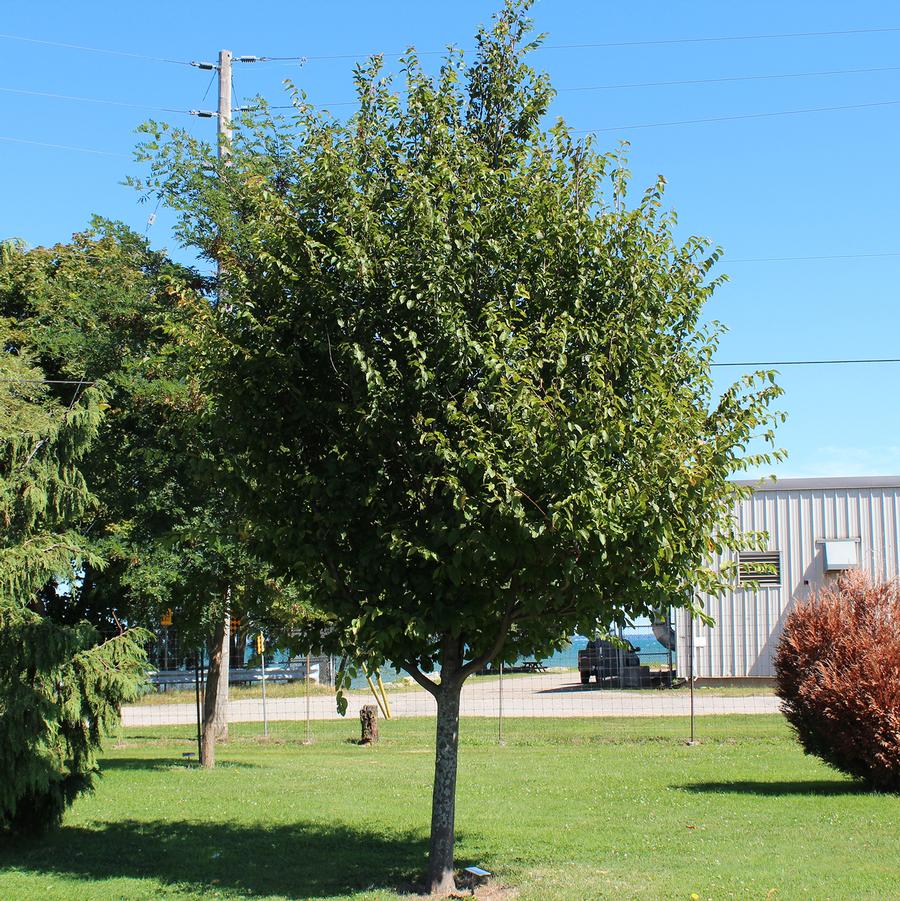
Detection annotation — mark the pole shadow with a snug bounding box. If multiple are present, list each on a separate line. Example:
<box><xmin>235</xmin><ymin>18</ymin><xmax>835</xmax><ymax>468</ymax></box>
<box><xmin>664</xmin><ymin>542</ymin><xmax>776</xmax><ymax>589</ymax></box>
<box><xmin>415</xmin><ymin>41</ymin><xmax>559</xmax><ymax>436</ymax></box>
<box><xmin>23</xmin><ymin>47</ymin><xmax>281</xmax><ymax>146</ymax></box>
<box><xmin>0</xmin><ymin>819</ymin><xmax>428</xmax><ymax>899</ymax></box>
<box><xmin>538</xmin><ymin>683</ymin><xmax>602</xmax><ymax>694</ymax></box>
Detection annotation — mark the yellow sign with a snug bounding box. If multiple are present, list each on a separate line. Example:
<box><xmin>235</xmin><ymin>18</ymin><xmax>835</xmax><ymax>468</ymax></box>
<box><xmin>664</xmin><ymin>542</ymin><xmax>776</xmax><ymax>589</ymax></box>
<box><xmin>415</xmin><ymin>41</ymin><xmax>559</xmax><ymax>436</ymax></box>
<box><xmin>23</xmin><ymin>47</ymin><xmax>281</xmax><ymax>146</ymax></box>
<box><xmin>161</xmin><ymin>609</ymin><xmax>173</xmax><ymax>627</ymax></box>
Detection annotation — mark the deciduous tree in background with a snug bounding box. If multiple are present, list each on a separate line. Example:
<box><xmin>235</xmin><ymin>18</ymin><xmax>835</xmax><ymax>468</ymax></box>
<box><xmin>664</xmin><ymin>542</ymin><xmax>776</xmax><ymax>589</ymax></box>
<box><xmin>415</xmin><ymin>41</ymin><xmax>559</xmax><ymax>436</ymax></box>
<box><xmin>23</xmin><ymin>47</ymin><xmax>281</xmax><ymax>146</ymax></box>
<box><xmin>0</xmin><ymin>221</ymin><xmax>296</xmax><ymax>769</ymax></box>
<box><xmin>138</xmin><ymin>1</ymin><xmax>783</xmax><ymax>890</ymax></box>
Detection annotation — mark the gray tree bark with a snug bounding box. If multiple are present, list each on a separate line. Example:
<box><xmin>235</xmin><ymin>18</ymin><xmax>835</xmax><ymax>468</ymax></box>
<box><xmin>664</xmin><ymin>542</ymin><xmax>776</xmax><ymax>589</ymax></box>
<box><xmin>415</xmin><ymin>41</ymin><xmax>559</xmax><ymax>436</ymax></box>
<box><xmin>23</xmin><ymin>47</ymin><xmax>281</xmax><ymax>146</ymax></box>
<box><xmin>425</xmin><ymin>636</ymin><xmax>466</xmax><ymax>895</ymax></box>
<box><xmin>201</xmin><ymin>612</ymin><xmax>230</xmax><ymax>767</ymax></box>
<box><xmin>411</xmin><ymin>621</ymin><xmax>512</xmax><ymax>896</ymax></box>
<box><xmin>427</xmin><ymin>680</ymin><xmax>462</xmax><ymax>894</ymax></box>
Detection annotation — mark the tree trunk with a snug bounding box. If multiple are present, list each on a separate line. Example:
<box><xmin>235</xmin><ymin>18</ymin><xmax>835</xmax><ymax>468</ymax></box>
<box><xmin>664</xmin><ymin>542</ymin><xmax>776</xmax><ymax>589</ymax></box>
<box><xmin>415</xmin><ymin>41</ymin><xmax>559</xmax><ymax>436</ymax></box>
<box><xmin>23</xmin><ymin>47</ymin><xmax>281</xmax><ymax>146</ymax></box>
<box><xmin>427</xmin><ymin>682</ymin><xmax>462</xmax><ymax>895</ymax></box>
<box><xmin>201</xmin><ymin>612</ymin><xmax>230</xmax><ymax>768</ymax></box>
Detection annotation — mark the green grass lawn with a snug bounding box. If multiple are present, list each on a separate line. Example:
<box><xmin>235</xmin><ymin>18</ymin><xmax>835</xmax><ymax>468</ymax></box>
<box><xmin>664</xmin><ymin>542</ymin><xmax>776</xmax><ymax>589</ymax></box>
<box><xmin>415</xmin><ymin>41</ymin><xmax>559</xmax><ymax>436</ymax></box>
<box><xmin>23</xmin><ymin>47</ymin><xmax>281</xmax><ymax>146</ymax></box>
<box><xmin>1</xmin><ymin>716</ymin><xmax>896</xmax><ymax>900</ymax></box>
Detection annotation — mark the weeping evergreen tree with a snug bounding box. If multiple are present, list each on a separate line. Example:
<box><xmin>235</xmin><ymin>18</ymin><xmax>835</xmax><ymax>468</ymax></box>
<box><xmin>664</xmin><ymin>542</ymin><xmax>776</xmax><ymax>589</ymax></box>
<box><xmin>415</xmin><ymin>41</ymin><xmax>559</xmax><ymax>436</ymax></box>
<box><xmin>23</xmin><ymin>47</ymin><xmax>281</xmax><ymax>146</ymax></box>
<box><xmin>0</xmin><ymin>314</ymin><xmax>149</xmax><ymax>836</ymax></box>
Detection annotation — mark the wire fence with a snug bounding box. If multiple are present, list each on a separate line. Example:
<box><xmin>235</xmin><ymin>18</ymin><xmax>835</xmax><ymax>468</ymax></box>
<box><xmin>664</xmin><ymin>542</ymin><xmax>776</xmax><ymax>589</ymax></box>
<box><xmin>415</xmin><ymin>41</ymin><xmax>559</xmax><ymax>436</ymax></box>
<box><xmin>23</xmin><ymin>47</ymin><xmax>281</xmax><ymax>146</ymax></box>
<box><xmin>123</xmin><ymin>618</ymin><xmax>782</xmax><ymax>754</ymax></box>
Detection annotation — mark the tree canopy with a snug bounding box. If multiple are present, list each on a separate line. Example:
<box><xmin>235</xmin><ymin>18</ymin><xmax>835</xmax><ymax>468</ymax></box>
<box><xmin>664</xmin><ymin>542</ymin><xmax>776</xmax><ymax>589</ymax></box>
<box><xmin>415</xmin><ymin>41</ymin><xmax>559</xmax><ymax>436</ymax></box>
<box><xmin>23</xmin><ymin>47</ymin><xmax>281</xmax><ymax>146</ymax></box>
<box><xmin>0</xmin><ymin>222</ymin><xmax>307</xmax><ymax>636</ymax></box>
<box><xmin>137</xmin><ymin>1</ymin><xmax>783</xmax><ymax>889</ymax></box>
<box><xmin>0</xmin><ymin>220</ymin><xmax>215</xmax><ymax>636</ymax></box>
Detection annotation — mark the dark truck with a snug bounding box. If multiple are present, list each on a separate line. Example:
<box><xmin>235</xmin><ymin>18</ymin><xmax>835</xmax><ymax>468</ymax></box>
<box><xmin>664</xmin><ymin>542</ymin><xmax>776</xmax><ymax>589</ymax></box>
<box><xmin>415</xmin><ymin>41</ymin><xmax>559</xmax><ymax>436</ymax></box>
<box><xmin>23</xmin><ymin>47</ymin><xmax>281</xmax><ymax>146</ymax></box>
<box><xmin>577</xmin><ymin>637</ymin><xmax>651</xmax><ymax>687</ymax></box>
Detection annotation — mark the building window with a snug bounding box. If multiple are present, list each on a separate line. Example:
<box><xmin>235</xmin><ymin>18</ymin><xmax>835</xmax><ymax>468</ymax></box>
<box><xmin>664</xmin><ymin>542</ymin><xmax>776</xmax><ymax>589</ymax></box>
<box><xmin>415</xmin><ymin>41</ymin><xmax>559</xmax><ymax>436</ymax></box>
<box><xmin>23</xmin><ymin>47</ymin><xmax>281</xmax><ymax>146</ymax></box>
<box><xmin>738</xmin><ymin>551</ymin><xmax>781</xmax><ymax>586</ymax></box>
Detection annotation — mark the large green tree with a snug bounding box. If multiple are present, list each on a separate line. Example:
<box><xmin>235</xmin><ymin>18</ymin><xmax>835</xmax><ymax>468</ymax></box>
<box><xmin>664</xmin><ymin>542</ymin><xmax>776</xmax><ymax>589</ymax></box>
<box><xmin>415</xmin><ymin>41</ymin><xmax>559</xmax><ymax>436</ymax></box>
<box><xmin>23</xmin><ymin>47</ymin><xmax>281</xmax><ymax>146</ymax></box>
<box><xmin>138</xmin><ymin>2</ymin><xmax>783</xmax><ymax>890</ymax></box>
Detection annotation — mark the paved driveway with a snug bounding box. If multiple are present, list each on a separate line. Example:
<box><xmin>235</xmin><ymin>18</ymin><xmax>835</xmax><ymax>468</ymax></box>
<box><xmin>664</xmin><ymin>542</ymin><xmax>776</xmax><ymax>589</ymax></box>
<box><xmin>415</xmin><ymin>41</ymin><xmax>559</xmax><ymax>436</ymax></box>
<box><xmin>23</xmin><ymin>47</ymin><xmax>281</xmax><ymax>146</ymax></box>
<box><xmin>121</xmin><ymin>671</ymin><xmax>780</xmax><ymax>726</ymax></box>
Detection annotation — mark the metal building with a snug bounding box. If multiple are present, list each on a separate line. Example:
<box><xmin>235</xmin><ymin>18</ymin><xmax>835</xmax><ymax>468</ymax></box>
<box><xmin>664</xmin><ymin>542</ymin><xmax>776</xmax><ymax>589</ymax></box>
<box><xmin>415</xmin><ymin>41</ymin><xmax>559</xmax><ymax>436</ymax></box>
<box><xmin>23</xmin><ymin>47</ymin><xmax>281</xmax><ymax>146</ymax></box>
<box><xmin>674</xmin><ymin>476</ymin><xmax>900</xmax><ymax>681</ymax></box>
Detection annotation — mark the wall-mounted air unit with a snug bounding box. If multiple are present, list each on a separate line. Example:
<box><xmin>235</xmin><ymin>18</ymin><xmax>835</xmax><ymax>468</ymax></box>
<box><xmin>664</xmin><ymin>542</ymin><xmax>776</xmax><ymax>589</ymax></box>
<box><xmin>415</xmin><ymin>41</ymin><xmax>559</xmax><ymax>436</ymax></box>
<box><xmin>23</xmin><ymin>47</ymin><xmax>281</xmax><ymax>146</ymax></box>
<box><xmin>823</xmin><ymin>539</ymin><xmax>858</xmax><ymax>571</ymax></box>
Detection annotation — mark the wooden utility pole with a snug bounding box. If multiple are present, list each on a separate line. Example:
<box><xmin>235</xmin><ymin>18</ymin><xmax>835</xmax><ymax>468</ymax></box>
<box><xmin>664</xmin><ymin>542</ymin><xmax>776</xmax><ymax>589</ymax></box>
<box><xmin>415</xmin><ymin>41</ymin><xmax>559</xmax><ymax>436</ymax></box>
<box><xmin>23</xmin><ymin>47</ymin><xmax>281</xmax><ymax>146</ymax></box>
<box><xmin>201</xmin><ymin>612</ymin><xmax>229</xmax><ymax>767</ymax></box>
<box><xmin>200</xmin><ymin>51</ymin><xmax>233</xmax><ymax>768</ymax></box>
<box><xmin>217</xmin><ymin>50</ymin><xmax>232</xmax><ymax>189</ymax></box>
<box><xmin>216</xmin><ymin>50</ymin><xmax>232</xmax><ymax>743</ymax></box>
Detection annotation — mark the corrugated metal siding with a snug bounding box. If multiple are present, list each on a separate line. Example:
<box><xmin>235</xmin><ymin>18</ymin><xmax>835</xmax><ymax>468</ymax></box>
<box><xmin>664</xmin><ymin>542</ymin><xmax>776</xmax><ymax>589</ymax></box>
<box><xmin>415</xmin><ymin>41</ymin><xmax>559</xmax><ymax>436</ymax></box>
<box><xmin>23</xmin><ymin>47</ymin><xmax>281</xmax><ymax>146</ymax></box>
<box><xmin>676</xmin><ymin>484</ymin><xmax>900</xmax><ymax>678</ymax></box>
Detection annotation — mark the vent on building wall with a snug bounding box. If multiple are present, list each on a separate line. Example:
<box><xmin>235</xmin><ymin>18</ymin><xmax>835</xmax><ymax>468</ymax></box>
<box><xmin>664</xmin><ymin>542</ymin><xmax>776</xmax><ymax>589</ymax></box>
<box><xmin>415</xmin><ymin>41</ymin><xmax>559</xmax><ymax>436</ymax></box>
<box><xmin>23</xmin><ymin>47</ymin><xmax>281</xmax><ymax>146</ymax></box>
<box><xmin>823</xmin><ymin>540</ymin><xmax>858</xmax><ymax>571</ymax></box>
<box><xmin>738</xmin><ymin>551</ymin><xmax>781</xmax><ymax>586</ymax></box>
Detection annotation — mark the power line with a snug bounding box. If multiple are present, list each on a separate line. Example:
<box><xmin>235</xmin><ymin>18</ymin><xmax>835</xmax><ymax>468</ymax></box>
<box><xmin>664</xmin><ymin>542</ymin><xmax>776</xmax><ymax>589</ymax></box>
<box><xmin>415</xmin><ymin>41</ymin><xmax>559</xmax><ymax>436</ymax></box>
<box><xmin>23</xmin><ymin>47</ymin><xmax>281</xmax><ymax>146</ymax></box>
<box><xmin>10</xmin><ymin>236</ymin><xmax>900</xmax><ymax>271</ymax></box>
<box><xmin>1</xmin><ymin>245</ymin><xmax>184</xmax><ymax>268</ymax></box>
<box><xmin>0</xmin><ymin>85</ymin><xmax>248</xmax><ymax>119</ymax></box>
<box><xmin>0</xmin><ymin>135</ymin><xmax>129</xmax><ymax>157</ymax></box>
<box><xmin>579</xmin><ymin>98</ymin><xmax>900</xmax><ymax>133</ymax></box>
<box><xmin>255</xmin><ymin>63</ymin><xmax>900</xmax><ymax>111</ymax></box>
<box><xmin>257</xmin><ymin>25</ymin><xmax>900</xmax><ymax>63</ymax></box>
<box><xmin>0</xmin><ymin>32</ymin><xmax>191</xmax><ymax>66</ymax></box>
<box><xmin>0</xmin><ymin>377</ymin><xmax>98</xmax><ymax>385</ymax></box>
<box><xmin>262</xmin><ymin>100</ymin><xmax>354</xmax><ymax>110</ymax></box>
<box><xmin>0</xmin><ymin>85</ymin><xmax>190</xmax><ymax>114</ymax></box>
<box><xmin>3</xmin><ymin>363</ymin><xmax>897</xmax><ymax>382</ymax></box>
<box><xmin>540</xmin><ymin>25</ymin><xmax>900</xmax><ymax>52</ymax></box>
<box><xmin>5</xmin><ymin>63</ymin><xmax>897</xmax><ymax>123</ymax></box>
<box><xmin>201</xmin><ymin>69</ymin><xmax>217</xmax><ymax>104</ymax></box>
<box><xmin>712</xmin><ymin>358</ymin><xmax>900</xmax><ymax>368</ymax></box>
<box><xmin>1</xmin><ymin>24</ymin><xmax>896</xmax><ymax>72</ymax></box>
<box><xmin>728</xmin><ymin>251</ymin><xmax>900</xmax><ymax>263</ymax></box>
<box><xmin>2</xmin><ymin>362</ymin><xmax>897</xmax><ymax>381</ymax></box>
<box><xmin>558</xmin><ymin>64</ymin><xmax>900</xmax><ymax>94</ymax></box>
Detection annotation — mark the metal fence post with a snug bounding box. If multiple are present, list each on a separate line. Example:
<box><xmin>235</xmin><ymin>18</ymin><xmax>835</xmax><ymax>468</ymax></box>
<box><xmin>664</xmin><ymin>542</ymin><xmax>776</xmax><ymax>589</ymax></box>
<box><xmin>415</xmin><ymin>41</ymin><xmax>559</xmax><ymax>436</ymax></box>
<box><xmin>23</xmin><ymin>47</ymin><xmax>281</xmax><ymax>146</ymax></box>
<box><xmin>261</xmin><ymin>645</ymin><xmax>269</xmax><ymax>738</ymax></box>
<box><xmin>667</xmin><ymin>607</ymin><xmax>674</xmax><ymax>687</ymax></box>
<box><xmin>305</xmin><ymin>652</ymin><xmax>312</xmax><ymax>744</ymax></box>
<box><xmin>194</xmin><ymin>650</ymin><xmax>203</xmax><ymax>762</ymax></box>
<box><xmin>498</xmin><ymin>660</ymin><xmax>504</xmax><ymax>745</ymax></box>
<box><xmin>688</xmin><ymin>618</ymin><xmax>698</xmax><ymax>746</ymax></box>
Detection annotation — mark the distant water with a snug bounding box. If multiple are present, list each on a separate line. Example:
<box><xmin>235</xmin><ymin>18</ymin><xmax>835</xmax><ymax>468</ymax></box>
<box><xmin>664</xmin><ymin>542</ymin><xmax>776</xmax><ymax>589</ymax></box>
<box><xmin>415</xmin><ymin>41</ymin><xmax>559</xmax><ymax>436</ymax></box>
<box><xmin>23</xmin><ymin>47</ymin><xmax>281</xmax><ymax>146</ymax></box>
<box><xmin>531</xmin><ymin>632</ymin><xmax>676</xmax><ymax>670</ymax></box>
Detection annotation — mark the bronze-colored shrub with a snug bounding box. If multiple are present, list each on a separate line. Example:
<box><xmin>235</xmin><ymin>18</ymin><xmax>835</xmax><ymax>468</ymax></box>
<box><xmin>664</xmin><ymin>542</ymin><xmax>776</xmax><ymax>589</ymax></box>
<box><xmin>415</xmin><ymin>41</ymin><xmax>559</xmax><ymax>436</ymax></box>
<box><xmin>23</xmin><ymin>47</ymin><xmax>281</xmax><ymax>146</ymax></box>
<box><xmin>774</xmin><ymin>571</ymin><xmax>900</xmax><ymax>791</ymax></box>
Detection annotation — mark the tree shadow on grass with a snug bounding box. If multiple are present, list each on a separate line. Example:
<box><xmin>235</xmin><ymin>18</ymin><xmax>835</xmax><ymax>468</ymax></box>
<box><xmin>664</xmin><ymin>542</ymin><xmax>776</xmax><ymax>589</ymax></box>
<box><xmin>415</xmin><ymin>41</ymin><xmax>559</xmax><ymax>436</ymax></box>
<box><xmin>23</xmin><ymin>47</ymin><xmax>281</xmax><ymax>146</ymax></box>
<box><xmin>678</xmin><ymin>779</ymin><xmax>870</xmax><ymax>797</ymax></box>
<box><xmin>0</xmin><ymin>819</ymin><xmax>428</xmax><ymax>899</ymax></box>
<box><xmin>100</xmin><ymin>757</ymin><xmax>257</xmax><ymax>772</ymax></box>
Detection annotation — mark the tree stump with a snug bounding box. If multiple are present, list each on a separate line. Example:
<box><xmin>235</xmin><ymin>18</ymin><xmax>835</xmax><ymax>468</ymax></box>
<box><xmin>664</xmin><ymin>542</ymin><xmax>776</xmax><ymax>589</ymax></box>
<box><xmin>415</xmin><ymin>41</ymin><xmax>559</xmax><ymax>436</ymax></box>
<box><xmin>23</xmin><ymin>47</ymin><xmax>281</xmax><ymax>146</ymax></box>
<box><xmin>359</xmin><ymin>704</ymin><xmax>379</xmax><ymax>744</ymax></box>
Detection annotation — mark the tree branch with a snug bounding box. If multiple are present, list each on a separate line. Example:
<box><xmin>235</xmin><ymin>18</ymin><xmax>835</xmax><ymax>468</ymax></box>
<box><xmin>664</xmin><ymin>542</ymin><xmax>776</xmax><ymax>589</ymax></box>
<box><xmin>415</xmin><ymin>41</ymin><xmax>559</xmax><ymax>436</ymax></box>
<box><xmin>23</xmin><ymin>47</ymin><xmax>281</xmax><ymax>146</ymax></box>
<box><xmin>512</xmin><ymin>484</ymin><xmax>551</xmax><ymax>523</ymax></box>
<box><xmin>512</xmin><ymin>603</ymin><xmax>578</xmax><ymax>624</ymax></box>
<box><xmin>454</xmin><ymin>604</ymin><xmax>517</xmax><ymax>684</ymax></box>
<box><xmin>400</xmin><ymin>660</ymin><xmax>440</xmax><ymax>698</ymax></box>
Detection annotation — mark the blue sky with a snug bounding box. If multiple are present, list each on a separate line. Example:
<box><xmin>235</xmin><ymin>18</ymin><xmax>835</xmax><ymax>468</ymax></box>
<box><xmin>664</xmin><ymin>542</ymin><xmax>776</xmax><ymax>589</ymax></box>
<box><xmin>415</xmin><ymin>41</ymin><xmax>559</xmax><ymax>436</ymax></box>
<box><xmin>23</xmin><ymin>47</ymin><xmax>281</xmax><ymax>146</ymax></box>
<box><xmin>2</xmin><ymin>1</ymin><xmax>899</xmax><ymax>478</ymax></box>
